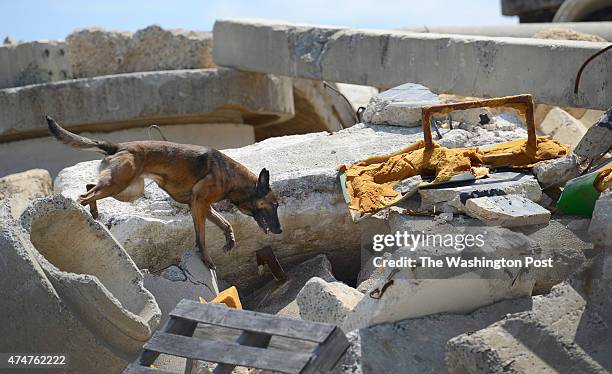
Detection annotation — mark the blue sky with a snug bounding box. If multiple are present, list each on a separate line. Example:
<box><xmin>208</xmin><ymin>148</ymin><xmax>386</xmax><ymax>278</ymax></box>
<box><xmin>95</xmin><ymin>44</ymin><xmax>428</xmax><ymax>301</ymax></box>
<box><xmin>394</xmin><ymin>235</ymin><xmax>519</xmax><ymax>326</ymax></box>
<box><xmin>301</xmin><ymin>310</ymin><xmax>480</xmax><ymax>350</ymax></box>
<box><xmin>1</xmin><ymin>1</ymin><xmax>517</xmax><ymax>41</ymax></box>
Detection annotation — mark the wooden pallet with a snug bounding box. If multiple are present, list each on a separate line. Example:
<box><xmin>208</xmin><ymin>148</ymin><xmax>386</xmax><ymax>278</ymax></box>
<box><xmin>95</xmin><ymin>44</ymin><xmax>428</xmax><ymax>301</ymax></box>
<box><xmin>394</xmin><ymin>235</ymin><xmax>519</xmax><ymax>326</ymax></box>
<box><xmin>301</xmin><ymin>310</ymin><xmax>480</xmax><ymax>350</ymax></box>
<box><xmin>125</xmin><ymin>299</ymin><xmax>350</xmax><ymax>374</ymax></box>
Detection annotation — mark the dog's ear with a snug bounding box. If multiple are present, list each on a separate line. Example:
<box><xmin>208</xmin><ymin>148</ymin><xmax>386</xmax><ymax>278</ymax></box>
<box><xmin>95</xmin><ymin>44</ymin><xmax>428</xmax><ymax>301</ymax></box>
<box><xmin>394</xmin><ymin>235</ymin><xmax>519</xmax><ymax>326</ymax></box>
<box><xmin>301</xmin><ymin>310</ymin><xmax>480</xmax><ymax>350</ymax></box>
<box><xmin>256</xmin><ymin>168</ymin><xmax>270</xmax><ymax>196</ymax></box>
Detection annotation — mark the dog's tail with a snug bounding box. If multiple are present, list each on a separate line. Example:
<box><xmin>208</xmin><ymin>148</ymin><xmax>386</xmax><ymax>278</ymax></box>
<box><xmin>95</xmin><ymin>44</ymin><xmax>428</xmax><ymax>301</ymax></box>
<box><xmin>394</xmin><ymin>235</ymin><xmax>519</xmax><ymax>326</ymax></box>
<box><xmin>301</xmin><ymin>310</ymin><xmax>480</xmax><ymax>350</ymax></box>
<box><xmin>46</xmin><ymin>116</ymin><xmax>118</xmax><ymax>155</ymax></box>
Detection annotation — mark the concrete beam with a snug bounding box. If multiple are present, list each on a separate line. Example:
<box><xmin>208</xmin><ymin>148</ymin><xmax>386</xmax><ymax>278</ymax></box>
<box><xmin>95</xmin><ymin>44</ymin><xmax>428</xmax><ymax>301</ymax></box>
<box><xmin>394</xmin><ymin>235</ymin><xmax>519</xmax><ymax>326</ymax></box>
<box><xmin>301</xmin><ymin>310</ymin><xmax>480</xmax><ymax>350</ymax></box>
<box><xmin>213</xmin><ymin>19</ymin><xmax>612</xmax><ymax>110</ymax></box>
<box><xmin>0</xmin><ymin>67</ymin><xmax>294</xmax><ymax>142</ymax></box>
<box><xmin>405</xmin><ymin>22</ymin><xmax>612</xmax><ymax>41</ymax></box>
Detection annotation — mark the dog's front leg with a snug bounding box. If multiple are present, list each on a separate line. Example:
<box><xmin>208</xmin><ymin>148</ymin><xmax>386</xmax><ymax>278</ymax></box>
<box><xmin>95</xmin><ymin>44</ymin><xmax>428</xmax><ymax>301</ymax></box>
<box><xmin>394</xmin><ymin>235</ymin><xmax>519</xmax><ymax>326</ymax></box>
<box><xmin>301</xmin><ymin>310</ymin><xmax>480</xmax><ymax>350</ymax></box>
<box><xmin>191</xmin><ymin>199</ymin><xmax>215</xmax><ymax>270</ymax></box>
<box><xmin>207</xmin><ymin>207</ymin><xmax>235</xmax><ymax>252</ymax></box>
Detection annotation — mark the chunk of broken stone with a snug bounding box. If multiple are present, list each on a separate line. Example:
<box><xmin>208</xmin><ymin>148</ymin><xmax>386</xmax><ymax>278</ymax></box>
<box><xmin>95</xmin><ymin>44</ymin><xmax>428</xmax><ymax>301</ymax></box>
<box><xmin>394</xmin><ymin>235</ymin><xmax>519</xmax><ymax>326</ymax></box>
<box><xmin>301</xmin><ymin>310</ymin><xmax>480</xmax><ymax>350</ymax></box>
<box><xmin>464</xmin><ymin>194</ymin><xmax>551</xmax><ymax>227</ymax></box>
<box><xmin>0</xmin><ymin>169</ymin><xmax>52</xmax><ymax>219</ymax></box>
<box><xmin>419</xmin><ymin>171</ymin><xmax>542</xmax><ymax>212</ymax></box>
<box><xmin>533</xmin><ymin>154</ymin><xmax>581</xmax><ymax>188</ymax></box>
<box><xmin>573</xmin><ymin>107</ymin><xmax>612</xmax><ymax>163</ymax></box>
<box><xmin>362</xmin><ymin>83</ymin><xmax>440</xmax><ymax>127</ymax></box>
<box><xmin>243</xmin><ymin>254</ymin><xmax>336</xmax><ymax>317</ymax></box>
<box><xmin>588</xmin><ymin>188</ymin><xmax>612</xmax><ymax>248</ymax></box>
<box><xmin>446</xmin><ymin>281</ymin><xmax>612</xmax><ymax>372</ymax></box>
<box><xmin>538</xmin><ymin>107</ymin><xmax>587</xmax><ymax>150</ymax></box>
<box><xmin>296</xmin><ymin>277</ymin><xmax>363</xmax><ymax>325</ymax></box>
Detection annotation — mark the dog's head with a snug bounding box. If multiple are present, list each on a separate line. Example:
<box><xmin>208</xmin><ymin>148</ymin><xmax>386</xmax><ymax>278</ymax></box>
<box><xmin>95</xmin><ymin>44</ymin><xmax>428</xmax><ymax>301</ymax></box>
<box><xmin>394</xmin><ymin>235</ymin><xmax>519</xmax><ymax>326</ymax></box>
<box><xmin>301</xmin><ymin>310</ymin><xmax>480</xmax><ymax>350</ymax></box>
<box><xmin>237</xmin><ymin>168</ymin><xmax>282</xmax><ymax>234</ymax></box>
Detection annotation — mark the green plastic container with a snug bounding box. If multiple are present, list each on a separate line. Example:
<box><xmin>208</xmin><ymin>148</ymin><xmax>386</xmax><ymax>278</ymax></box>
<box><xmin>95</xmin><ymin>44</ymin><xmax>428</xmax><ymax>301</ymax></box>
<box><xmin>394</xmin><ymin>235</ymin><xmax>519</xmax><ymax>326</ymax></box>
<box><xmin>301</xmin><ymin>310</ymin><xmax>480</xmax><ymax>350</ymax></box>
<box><xmin>557</xmin><ymin>172</ymin><xmax>601</xmax><ymax>217</ymax></box>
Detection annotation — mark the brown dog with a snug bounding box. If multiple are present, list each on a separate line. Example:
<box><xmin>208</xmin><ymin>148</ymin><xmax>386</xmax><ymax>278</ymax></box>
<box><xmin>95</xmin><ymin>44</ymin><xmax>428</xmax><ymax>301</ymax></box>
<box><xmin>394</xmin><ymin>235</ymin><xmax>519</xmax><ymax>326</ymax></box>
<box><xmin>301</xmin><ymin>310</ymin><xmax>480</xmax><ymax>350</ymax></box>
<box><xmin>46</xmin><ymin>116</ymin><xmax>282</xmax><ymax>269</ymax></box>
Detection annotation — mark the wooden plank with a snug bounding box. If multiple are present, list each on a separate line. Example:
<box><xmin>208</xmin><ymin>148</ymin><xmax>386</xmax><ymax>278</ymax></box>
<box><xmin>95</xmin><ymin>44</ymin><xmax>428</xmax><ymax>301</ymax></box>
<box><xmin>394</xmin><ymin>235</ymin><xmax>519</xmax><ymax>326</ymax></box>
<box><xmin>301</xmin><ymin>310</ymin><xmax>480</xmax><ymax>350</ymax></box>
<box><xmin>137</xmin><ymin>316</ymin><xmax>197</xmax><ymax>367</ymax></box>
<box><xmin>123</xmin><ymin>363</ymin><xmax>175</xmax><ymax>374</ymax></box>
<box><xmin>213</xmin><ymin>331</ymin><xmax>272</xmax><ymax>374</ymax></box>
<box><xmin>145</xmin><ymin>332</ymin><xmax>312</xmax><ymax>374</ymax></box>
<box><xmin>170</xmin><ymin>300</ymin><xmax>334</xmax><ymax>343</ymax></box>
<box><xmin>303</xmin><ymin>327</ymin><xmax>350</xmax><ymax>374</ymax></box>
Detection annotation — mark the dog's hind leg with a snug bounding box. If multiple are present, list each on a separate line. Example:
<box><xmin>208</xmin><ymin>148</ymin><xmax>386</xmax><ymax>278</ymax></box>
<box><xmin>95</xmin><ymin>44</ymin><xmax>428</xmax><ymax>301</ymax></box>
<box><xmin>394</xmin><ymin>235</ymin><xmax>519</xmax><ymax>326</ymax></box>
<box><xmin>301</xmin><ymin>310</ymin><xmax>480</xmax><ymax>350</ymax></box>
<box><xmin>79</xmin><ymin>152</ymin><xmax>139</xmax><ymax>209</ymax></box>
<box><xmin>207</xmin><ymin>207</ymin><xmax>235</xmax><ymax>252</ymax></box>
<box><xmin>85</xmin><ymin>183</ymin><xmax>99</xmax><ymax>219</ymax></box>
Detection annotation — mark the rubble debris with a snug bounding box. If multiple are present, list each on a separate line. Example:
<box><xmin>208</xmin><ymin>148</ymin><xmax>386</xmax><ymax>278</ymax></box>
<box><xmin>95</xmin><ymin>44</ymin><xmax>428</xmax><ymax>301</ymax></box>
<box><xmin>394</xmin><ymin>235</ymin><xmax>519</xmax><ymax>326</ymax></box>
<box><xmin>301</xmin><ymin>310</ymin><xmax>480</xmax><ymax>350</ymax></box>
<box><xmin>296</xmin><ymin>277</ymin><xmax>364</xmax><ymax>325</ymax></box>
<box><xmin>334</xmin><ymin>295</ymin><xmax>534</xmax><ymax>374</ymax></box>
<box><xmin>0</xmin><ymin>40</ymin><xmax>72</xmax><ymax>89</ymax></box>
<box><xmin>538</xmin><ymin>107</ymin><xmax>587</xmax><ymax>149</ymax></box>
<box><xmin>362</xmin><ymin>83</ymin><xmax>440</xmax><ymax>127</ymax></box>
<box><xmin>419</xmin><ymin>171</ymin><xmax>542</xmax><ymax>213</ymax></box>
<box><xmin>446</xmin><ymin>281</ymin><xmax>612</xmax><ymax>372</ymax></box>
<box><xmin>573</xmin><ymin>107</ymin><xmax>612</xmax><ymax>164</ymax></box>
<box><xmin>342</xmin><ymin>212</ymin><xmax>537</xmax><ymax>331</ymax></box>
<box><xmin>0</xmin><ymin>169</ymin><xmax>52</xmax><ymax>219</ymax></box>
<box><xmin>588</xmin><ymin>188</ymin><xmax>612</xmax><ymax>248</ymax></box>
<box><xmin>533</xmin><ymin>154</ymin><xmax>581</xmax><ymax>187</ymax></box>
<box><xmin>533</xmin><ymin>27</ymin><xmax>608</xmax><ymax>42</ymax></box>
<box><xmin>243</xmin><ymin>254</ymin><xmax>336</xmax><ymax>317</ymax></box>
<box><xmin>0</xmin><ymin>67</ymin><xmax>293</xmax><ymax>142</ymax></box>
<box><xmin>143</xmin><ymin>251</ymin><xmax>218</xmax><ymax>324</ymax></box>
<box><xmin>464</xmin><ymin>194</ymin><xmax>551</xmax><ymax>227</ymax></box>
<box><xmin>66</xmin><ymin>25</ymin><xmax>215</xmax><ymax>78</ymax></box>
<box><xmin>212</xmin><ymin>19</ymin><xmax>612</xmax><ymax>109</ymax></box>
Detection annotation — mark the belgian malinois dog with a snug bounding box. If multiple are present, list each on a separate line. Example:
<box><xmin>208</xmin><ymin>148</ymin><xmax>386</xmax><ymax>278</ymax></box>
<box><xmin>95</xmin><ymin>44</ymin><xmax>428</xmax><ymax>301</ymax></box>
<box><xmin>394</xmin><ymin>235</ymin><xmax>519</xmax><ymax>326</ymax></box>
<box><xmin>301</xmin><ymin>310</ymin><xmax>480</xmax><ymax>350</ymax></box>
<box><xmin>46</xmin><ymin>116</ymin><xmax>282</xmax><ymax>269</ymax></box>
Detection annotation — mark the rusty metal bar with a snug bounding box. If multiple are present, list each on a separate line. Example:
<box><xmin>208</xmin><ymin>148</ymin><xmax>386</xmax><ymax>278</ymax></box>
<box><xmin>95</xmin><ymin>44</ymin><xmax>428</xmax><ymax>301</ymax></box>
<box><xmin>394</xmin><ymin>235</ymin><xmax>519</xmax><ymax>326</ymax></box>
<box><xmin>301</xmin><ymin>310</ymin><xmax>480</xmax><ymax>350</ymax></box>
<box><xmin>421</xmin><ymin>94</ymin><xmax>536</xmax><ymax>153</ymax></box>
<box><xmin>255</xmin><ymin>246</ymin><xmax>287</xmax><ymax>284</ymax></box>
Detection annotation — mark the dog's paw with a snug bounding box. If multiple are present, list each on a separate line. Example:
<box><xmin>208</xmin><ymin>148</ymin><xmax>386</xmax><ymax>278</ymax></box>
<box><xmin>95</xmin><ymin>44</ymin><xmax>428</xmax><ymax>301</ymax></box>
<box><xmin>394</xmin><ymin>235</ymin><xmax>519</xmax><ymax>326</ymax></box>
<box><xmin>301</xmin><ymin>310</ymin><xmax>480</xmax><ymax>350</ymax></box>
<box><xmin>222</xmin><ymin>235</ymin><xmax>236</xmax><ymax>253</ymax></box>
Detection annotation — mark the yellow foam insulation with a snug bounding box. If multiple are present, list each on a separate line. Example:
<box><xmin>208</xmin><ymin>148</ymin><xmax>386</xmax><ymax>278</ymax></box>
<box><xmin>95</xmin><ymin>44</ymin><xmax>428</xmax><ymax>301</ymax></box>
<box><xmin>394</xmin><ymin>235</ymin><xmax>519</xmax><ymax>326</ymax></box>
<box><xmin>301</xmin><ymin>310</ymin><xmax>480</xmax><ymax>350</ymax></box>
<box><xmin>594</xmin><ymin>164</ymin><xmax>612</xmax><ymax>192</ymax></box>
<box><xmin>340</xmin><ymin>137</ymin><xmax>569</xmax><ymax>213</ymax></box>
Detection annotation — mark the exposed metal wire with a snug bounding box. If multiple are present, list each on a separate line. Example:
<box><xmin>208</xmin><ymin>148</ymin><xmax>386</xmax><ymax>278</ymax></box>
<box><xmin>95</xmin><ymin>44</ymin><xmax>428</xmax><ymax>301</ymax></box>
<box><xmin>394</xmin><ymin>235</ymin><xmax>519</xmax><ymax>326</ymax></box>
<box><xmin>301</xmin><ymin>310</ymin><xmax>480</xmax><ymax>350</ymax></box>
<box><xmin>574</xmin><ymin>44</ymin><xmax>612</xmax><ymax>94</ymax></box>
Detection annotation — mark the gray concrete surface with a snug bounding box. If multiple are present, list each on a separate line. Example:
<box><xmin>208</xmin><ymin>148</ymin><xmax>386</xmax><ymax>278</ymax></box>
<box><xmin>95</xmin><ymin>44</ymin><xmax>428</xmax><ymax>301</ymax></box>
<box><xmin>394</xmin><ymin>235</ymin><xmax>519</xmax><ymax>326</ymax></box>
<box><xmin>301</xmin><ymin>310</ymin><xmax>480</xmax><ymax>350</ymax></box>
<box><xmin>213</xmin><ymin>19</ymin><xmax>611</xmax><ymax>110</ymax></box>
<box><xmin>464</xmin><ymin>194</ymin><xmax>551</xmax><ymax>227</ymax></box>
<box><xmin>0</xmin><ymin>67</ymin><xmax>293</xmax><ymax>142</ymax></box>
<box><xmin>0</xmin><ymin>40</ymin><xmax>72</xmax><ymax>89</ymax></box>
<box><xmin>296</xmin><ymin>276</ymin><xmax>363</xmax><ymax>325</ymax></box>
<box><xmin>362</xmin><ymin>83</ymin><xmax>440</xmax><ymax>127</ymax></box>
<box><xmin>589</xmin><ymin>188</ymin><xmax>612</xmax><ymax>248</ymax></box>
<box><xmin>0</xmin><ymin>169</ymin><xmax>52</xmax><ymax>219</ymax></box>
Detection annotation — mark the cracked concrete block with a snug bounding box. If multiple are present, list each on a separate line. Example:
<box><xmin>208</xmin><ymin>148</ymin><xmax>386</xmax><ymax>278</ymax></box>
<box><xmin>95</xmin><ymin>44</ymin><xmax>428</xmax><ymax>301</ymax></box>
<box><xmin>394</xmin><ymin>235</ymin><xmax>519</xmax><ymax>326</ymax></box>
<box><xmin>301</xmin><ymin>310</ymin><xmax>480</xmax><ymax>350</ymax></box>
<box><xmin>589</xmin><ymin>188</ymin><xmax>612</xmax><ymax>248</ymax></box>
<box><xmin>446</xmin><ymin>282</ymin><xmax>612</xmax><ymax>373</ymax></box>
<box><xmin>0</xmin><ymin>40</ymin><xmax>72</xmax><ymax>89</ymax></box>
<box><xmin>54</xmin><ymin>123</ymin><xmax>530</xmax><ymax>290</ymax></box>
<box><xmin>342</xmin><ymin>213</ymin><xmax>537</xmax><ymax>331</ymax></box>
<box><xmin>533</xmin><ymin>154</ymin><xmax>581</xmax><ymax>188</ymax></box>
<box><xmin>212</xmin><ymin>19</ymin><xmax>612</xmax><ymax>110</ymax></box>
<box><xmin>296</xmin><ymin>277</ymin><xmax>363</xmax><ymax>325</ymax></box>
<box><xmin>0</xmin><ymin>68</ymin><xmax>293</xmax><ymax>142</ymax></box>
<box><xmin>66</xmin><ymin>25</ymin><xmax>214</xmax><ymax>78</ymax></box>
<box><xmin>419</xmin><ymin>171</ymin><xmax>542</xmax><ymax>213</ymax></box>
<box><xmin>243</xmin><ymin>254</ymin><xmax>336</xmax><ymax>315</ymax></box>
<box><xmin>0</xmin><ymin>169</ymin><xmax>52</xmax><ymax>219</ymax></box>
<box><xmin>19</xmin><ymin>195</ymin><xmax>161</xmax><ymax>358</ymax></box>
<box><xmin>538</xmin><ymin>107</ymin><xmax>587</xmax><ymax>149</ymax></box>
<box><xmin>465</xmin><ymin>194</ymin><xmax>551</xmax><ymax>227</ymax></box>
<box><xmin>143</xmin><ymin>251</ymin><xmax>218</xmax><ymax>325</ymax></box>
<box><xmin>362</xmin><ymin>83</ymin><xmax>440</xmax><ymax>127</ymax></box>
<box><xmin>574</xmin><ymin>108</ymin><xmax>612</xmax><ymax>164</ymax></box>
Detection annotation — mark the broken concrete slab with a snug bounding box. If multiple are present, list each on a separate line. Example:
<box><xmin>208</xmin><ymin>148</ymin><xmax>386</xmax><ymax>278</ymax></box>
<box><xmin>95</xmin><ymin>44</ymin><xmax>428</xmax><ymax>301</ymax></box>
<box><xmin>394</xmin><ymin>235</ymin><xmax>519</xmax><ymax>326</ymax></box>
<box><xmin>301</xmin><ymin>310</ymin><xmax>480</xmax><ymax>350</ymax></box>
<box><xmin>0</xmin><ymin>169</ymin><xmax>52</xmax><ymax>219</ymax></box>
<box><xmin>446</xmin><ymin>282</ymin><xmax>612</xmax><ymax>372</ymax></box>
<box><xmin>67</xmin><ymin>25</ymin><xmax>214</xmax><ymax>78</ymax></box>
<box><xmin>296</xmin><ymin>277</ymin><xmax>363</xmax><ymax>325</ymax></box>
<box><xmin>533</xmin><ymin>154</ymin><xmax>581</xmax><ymax>188</ymax></box>
<box><xmin>334</xmin><ymin>295</ymin><xmax>534</xmax><ymax>374</ymax></box>
<box><xmin>574</xmin><ymin>108</ymin><xmax>612</xmax><ymax>164</ymax></box>
<box><xmin>54</xmin><ymin>123</ymin><xmax>526</xmax><ymax>290</ymax></box>
<box><xmin>0</xmin><ymin>40</ymin><xmax>72</xmax><ymax>89</ymax></box>
<box><xmin>419</xmin><ymin>171</ymin><xmax>542</xmax><ymax>213</ymax></box>
<box><xmin>0</xmin><ymin>201</ymin><xmax>133</xmax><ymax>373</ymax></box>
<box><xmin>0</xmin><ymin>68</ymin><xmax>293</xmax><ymax>142</ymax></box>
<box><xmin>362</xmin><ymin>83</ymin><xmax>440</xmax><ymax>127</ymax></box>
<box><xmin>143</xmin><ymin>251</ymin><xmax>218</xmax><ymax>324</ymax></box>
<box><xmin>20</xmin><ymin>195</ymin><xmax>160</xmax><ymax>357</ymax></box>
<box><xmin>538</xmin><ymin>107</ymin><xmax>587</xmax><ymax>149</ymax></box>
<box><xmin>342</xmin><ymin>212</ymin><xmax>537</xmax><ymax>331</ymax></box>
<box><xmin>243</xmin><ymin>254</ymin><xmax>336</xmax><ymax>315</ymax></box>
<box><xmin>589</xmin><ymin>188</ymin><xmax>612</xmax><ymax>248</ymax></box>
<box><xmin>213</xmin><ymin>19</ymin><xmax>612</xmax><ymax>110</ymax></box>
<box><xmin>465</xmin><ymin>194</ymin><xmax>551</xmax><ymax>227</ymax></box>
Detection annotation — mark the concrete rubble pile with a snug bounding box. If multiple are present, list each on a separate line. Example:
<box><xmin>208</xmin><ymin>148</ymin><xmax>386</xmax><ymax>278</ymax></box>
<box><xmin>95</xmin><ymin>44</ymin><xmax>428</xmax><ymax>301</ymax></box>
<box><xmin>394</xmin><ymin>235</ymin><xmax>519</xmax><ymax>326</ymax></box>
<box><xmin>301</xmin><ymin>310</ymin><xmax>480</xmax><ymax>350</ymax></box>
<box><xmin>1</xmin><ymin>17</ymin><xmax>611</xmax><ymax>374</ymax></box>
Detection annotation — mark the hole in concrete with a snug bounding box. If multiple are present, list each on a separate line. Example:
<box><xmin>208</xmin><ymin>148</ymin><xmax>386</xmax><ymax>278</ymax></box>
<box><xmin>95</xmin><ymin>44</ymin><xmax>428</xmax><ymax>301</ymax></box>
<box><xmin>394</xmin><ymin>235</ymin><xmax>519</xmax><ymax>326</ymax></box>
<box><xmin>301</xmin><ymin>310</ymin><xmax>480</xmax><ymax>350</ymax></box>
<box><xmin>29</xmin><ymin>208</ymin><xmax>148</xmax><ymax>316</ymax></box>
<box><xmin>43</xmin><ymin>49</ymin><xmax>49</xmax><ymax>57</ymax></box>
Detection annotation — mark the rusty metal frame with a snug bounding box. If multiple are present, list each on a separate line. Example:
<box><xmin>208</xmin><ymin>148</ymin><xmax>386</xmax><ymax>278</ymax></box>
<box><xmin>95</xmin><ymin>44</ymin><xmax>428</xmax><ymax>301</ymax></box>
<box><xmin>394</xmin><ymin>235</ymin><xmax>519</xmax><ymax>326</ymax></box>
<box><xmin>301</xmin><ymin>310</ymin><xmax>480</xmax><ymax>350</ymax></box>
<box><xmin>421</xmin><ymin>94</ymin><xmax>536</xmax><ymax>153</ymax></box>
